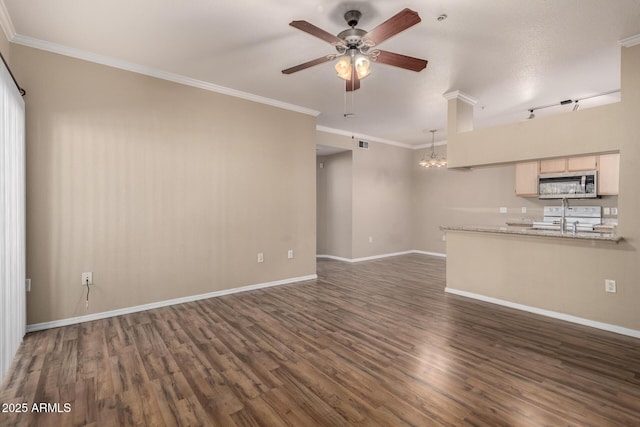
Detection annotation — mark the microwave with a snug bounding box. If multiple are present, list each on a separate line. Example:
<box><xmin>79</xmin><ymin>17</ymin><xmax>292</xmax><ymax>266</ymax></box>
<box><xmin>538</xmin><ymin>170</ymin><xmax>598</xmax><ymax>199</ymax></box>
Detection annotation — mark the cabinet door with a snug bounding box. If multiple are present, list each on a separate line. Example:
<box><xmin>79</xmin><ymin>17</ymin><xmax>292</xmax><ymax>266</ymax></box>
<box><xmin>515</xmin><ymin>161</ymin><xmax>539</xmax><ymax>197</ymax></box>
<box><xmin>598</xmin><ymin>153</ymin><xmax>620</xmax><ymax>195</ymax></box>
<box><xmin>540</xmin><ymin>158</ymin><xmax>566</xmax><ymax>173</ymax></box>
<box><xmin>567</xmin><ymin>155</ymin><xmax>598</xmax><ymax>171</ymax></box>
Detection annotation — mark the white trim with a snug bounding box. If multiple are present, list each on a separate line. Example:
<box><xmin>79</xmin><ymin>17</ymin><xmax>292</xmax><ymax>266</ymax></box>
<box><xmin>26</xmin><ymin>274</ymin><xmax>317</xmax><ymax>333</ymax></box>
<box><xmin>316</xmin><ymin>126</ymin><xmax>413</xmax><ymax>149</ymax></box>
<box><xmin>0</xmin><ymin>0</ymin><xmax>15</xmax><ymax>42</ymax></box>
<box><xmin>412</xmin><ymin>250</ymin><xmax>447</xmax><ymax>258</ymax></box>
<box><xmin>10</xmin><ymin>34</ymin><xmax>320</xmax><ymax>117</ymax></box>
<box><xmin>316</xmin><ymin>254</ymin><xmax>353</xmax><ymax>262</ymax></box>
<box><xmin>442</xmin><ymin>90</ymin><xmax>479</xmax><ymax>106</ymax></box>
<box><xmin>413</xmin><ymin>140</ymin><xmax>448</xmax><ymax>149</ymax></box>
<box><xmin>445</xmin><ymin>287</ymin><xmax>640</xmax><ymax>339</ymax></box>
<box><xmin>620</xmin><ymin>34</ymin><xmax>640</xmax><ymax>47</ymax></box>
<box><xmin>317</xmin><ymin>250</ymin><xmax>445</xmax><ymax>263</ymax></box>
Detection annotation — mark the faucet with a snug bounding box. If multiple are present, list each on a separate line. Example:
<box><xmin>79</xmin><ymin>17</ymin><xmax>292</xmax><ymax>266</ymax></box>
<box><xmin>561</xmin><ymin>197</ymin><xmax>569</xmax><ymax>235</ymax></box>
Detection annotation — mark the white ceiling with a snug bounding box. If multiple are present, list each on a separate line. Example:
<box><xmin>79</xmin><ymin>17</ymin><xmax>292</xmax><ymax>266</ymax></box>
<box><xmin>3</xmin><ymin>0</ymin><xmax>640</xmax><ymax>147</ymax></box>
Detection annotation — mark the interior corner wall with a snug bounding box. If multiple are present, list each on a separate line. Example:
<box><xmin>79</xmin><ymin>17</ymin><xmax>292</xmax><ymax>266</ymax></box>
<box><xmin>316</xmin><ymin>152</ymin><xmax>352</xmax><ymax>258</ymax></box>
<box><xmin>11</xmin><ymin>44</ymin><xmax>317</xmax><ymax>325</ymax></box>
<box><xmin>315</xmin><ymin>131</ymin><xmax>413</xmax><ymax>259</ymax></box>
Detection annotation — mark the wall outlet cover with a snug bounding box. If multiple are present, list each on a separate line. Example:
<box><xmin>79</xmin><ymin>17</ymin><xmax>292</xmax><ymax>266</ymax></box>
<box><xmin>81</xmin><ymin>272</ymin><xmax>93</xmax><ymax>286</ymax></box>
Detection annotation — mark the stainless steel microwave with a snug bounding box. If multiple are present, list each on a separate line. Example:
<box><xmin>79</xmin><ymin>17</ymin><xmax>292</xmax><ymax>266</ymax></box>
<box><xmin>538</xmin><ymin>170</ymin><xmax>598</xmax><ymax>199</ymax></box>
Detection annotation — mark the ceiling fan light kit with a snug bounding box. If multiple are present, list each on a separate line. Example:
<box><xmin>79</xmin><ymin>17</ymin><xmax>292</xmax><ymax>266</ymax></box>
<box><xmin>283</xmin><ymin>8</ymin><xmax>428</xmax><ymax>92</ymax></box>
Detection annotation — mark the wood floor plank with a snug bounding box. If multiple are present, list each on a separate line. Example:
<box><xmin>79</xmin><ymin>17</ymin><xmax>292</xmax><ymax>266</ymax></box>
<box><xmin>2</xmin><ymin>254</ymin><xmax>639</xmax><ymax>426</ymax></box>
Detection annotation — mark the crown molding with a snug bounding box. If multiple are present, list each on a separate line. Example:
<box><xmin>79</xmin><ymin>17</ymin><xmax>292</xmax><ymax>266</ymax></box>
<box><xmin>414</xmin><ymin>140</ymin><xmax>448</xmax><ymax>149</ymax></box>
<box><xmin>442</xmin><ymin>90</ymin><xmax>479</xmax><ymax>106</ymax></box>
<box><xmin>10</xmin><ymin>34</ymin><xmax>321</xmax><ymax>117</ymax></box>
<box><xmin>620</xmin><ymin>34</ymin><xmax>640</xmax><ymax>47</ymax></box>
<box><xmin>316</xmin><ymin>125</ymin><xmax>415</xmax><ymax>149</ymax></box>
<box><xmin>0</xmin><ymin>0</ymin><xmax>16</xmax><ymax>42</ymax></box>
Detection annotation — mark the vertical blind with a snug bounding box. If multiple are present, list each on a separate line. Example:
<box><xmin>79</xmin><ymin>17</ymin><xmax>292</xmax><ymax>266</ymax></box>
<box><xmin>0</xmin><ymin>58</ymin><xmax>26</xmax><ymax>385</ymax></box>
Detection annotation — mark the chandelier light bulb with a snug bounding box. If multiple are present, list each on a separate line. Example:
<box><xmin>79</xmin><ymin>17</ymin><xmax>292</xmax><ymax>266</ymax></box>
<box><xmin>335</xmin><ymin>57</ymin><xmax>352</xmax><ymax>80</ymax></box>
<box><xmin>355</xmin><ymin>55</ymin><xmax>371</xmax><ymax>79</ymax></box>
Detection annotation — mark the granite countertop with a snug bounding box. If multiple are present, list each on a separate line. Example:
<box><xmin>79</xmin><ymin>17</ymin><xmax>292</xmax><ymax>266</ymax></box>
<box><xmin>440</xmin><ymin>225</ymin><xmax>622</xmax><ymax>243</ymax></box>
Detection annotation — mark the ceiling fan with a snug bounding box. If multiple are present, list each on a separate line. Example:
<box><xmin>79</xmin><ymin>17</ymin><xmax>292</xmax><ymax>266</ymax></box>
<box><xmin>282</xmin><ymin>8</ymin><xmax>428</xmax><ymax>91</ymax></box>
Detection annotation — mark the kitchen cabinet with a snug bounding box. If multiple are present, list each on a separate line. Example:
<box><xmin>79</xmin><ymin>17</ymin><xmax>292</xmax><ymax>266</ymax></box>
<box><xmin>516</xmin><ymin>153</ymin><xmax>619</xmax><ymax>198</ymax></box>
<box><xmin>539</xmin><ymin>158</ymin><xmax>566</xmax><ymax>173</ymax></box>
<box><xmin>540</xmin><ymin>156</ymin><xmax>598</xmax><ymax>173</ymax></box>
<box><xmin>598</xmin><ymin>153</ymin><xmax>620</xmax><ymax>195</ymax></box>
<box><xmin>567</xmin><ymin>155</ymin><xmax>598</xmax><ymax>171</ymax></box>
<box><xmin>515</xmin><ymin>161</ymin><xmax>539</xmax><ymax>197</ymax></box>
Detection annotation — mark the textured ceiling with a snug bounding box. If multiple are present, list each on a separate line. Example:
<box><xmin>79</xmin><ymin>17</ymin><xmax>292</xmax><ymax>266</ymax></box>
<box><xmin>3</xmin><ymin>0</ymin><xmax>640</xmax><ymax>146</ymax></box>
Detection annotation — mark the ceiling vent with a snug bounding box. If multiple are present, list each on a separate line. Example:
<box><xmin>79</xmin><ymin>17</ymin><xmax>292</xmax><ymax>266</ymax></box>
<box><xmin>358</xmin><ymin>140</ymin><xmax>369</xmax><ymax>149</ymax></box>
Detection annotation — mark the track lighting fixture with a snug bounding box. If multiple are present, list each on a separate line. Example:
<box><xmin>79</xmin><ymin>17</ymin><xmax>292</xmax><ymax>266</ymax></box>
<box><xmin>526</xmin><ymin>89</ymin><xmax>619</xmax><ymax>119</ymax></box>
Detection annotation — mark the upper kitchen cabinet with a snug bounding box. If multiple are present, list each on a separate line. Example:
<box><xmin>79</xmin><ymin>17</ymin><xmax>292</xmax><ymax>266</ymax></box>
<box><xmin>515</xmin><ymin>161</ymin><xmax>539</xmax><ymax>197</ymax></box>
<box><xmin>567</xmin><ymin>155</ymin><xmax>598</xmax><ymax>171</ymax></box>
<box><xmin>598</xmin><ymin>153</ymin><xmax>620</xmax><ymax>195</ymax></box>
<box><xmin>515</xmin><ymin>153</ymin><xmax>619</xmax><ymax>198</ymax></box>
<box><xmin>540</xmin><ymin>156</ymin><xmax>598</xmax><ymax>173</ymax></box>
<box><xmin>539</xmin><ymin>158</ymin><xmax>567</xmax><ymax>174</ymax></box>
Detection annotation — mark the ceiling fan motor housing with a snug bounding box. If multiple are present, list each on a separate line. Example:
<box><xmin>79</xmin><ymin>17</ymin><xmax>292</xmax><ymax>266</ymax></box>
<box><xmin>337</xmin><ymin>28</ymin><xmax>367</xmax><ymax>48</ymax></box>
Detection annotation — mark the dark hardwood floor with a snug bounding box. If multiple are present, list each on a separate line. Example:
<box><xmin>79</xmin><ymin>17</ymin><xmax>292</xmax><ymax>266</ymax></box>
<box><xmin>1</xmin><ymin>254</ymin><xmax>639</xmax><ymax>426</ymax></box>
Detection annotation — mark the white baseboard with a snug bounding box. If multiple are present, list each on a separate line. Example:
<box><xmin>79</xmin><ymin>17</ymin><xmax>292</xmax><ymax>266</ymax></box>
<box><xmin>26</xmin><ymin>274</ymin><xmax>318</xmax><ymax>333</ymax></box>
<box><xmin>317</xmin><ymin>250</ymin><xmax>446</xmax><ymax>263</ymax></box>
<box><xmin>445</xmin><ymin>287</ymin><xmax>640</xmax><ymax>339</ymax></box>
<box><xmin>412</xmin><ymin>250</ymin><xmax>447</xmax><ymax>258</ymax></box>
<box><xmin>316</xmin><ymin>254</ymin><xmax>353</xmax><ymax>262</ymax></box>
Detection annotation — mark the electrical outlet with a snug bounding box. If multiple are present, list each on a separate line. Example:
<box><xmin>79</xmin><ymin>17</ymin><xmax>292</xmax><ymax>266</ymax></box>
<box><xmin>287</xmin><ymin>249</ymin><xmax>294</xmax><ymax>259</ymax></box>
<box><xmin>521</xmin><ymin>207</ymin><xmax>527</xmax><ymax>214</ymax></box>
<box><xmin>81</xmin><ymin>272</ymin><xmax>93</xmax><ymax>286</ymax></box>
<box><xmin>500</xmin><ymin>207</ymin><xmax>508</xmax><ymax>213</ymax></box>
<box><xmin>257</xmin><ymin>252</ymin><xmax>264</xmax><ymax>263</ymax></box>
<box><xmin>605</xmin><ymin>279</ymin><xmax>616</xmax><ymax>293</ymax></box>
<box><xmin>611</xmin><ymin>207</ymin><xmax>618</xmax><ymax>215</ymax></box>
<box><xmin>368</xmin><ymin>236</ymin><xmax>374</xmax><ymax>243</ymax></box>
<box><xmin>25</xmin><ymin>278</ymin><xmax>31</xmax><ymax>292</ymax></box>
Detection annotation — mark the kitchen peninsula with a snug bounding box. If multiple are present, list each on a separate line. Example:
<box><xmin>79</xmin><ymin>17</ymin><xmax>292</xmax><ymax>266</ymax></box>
<box><xmin>441</xmin><ymin>41</ymin><xmax>640</xmax><ymax>338</ymax></box>
<box><xmin>441</xmin><ymin>224</ymin><xmax>621</xmax><ymax>242</ymax></box>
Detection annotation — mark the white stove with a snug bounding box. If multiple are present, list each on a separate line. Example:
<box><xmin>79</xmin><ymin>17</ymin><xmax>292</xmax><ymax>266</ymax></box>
<box><xmin>532</xmin><ymin>206</ymin><xmax>602</xmax><ymax>232</ymax></box>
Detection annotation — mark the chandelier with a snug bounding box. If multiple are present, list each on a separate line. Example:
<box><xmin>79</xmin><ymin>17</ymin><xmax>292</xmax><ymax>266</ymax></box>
<box><xmin>419</xmin><ymin>129</ymin><xmax>447</xmax><ymax>168</ymax></box>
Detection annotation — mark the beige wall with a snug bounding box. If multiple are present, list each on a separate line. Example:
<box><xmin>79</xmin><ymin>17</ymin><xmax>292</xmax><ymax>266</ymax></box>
<box><xmin>315</xmin><ymin>131</ymin><xmax>413</xmax><ymax>259</ymax></box>
<box><xmin>317</xmin><ymin>152</ymin><xmax>352</xmax><ymax>258</ymax></box>
<box><xmin>444</xmin><ymin>44</ymin><xmax>640</xmax><ymax>330</ymax></box>
<box><xmin>11</xmin><ymin>44</ymin><xmax>317</xmax><ymax>325</ymax></box>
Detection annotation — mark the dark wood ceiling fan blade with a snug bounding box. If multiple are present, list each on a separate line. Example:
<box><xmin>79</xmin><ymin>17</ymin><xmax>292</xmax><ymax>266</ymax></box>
<box><xmin>346</xmin><ymin>69</ymin><xmax>360</xmax><ymax>91</ymax></box>
<box><xmin>363</xmin><ymin>8</ymin><xmax>421</xmax><ymax>46</ymax></box>
<box><xmin>282</xmin><ymin>56</ymin><xmax>335</xmax><ymax>74</ymax></box>
<box><xmin>289</xmin><ymin>20</ymin><xmax>344</xmax><ymax>45</ymax></box>
<box><xmin>374</xmin><ymin>50</ymin><xmax>428</xmax><ymax>72</ymax></box>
